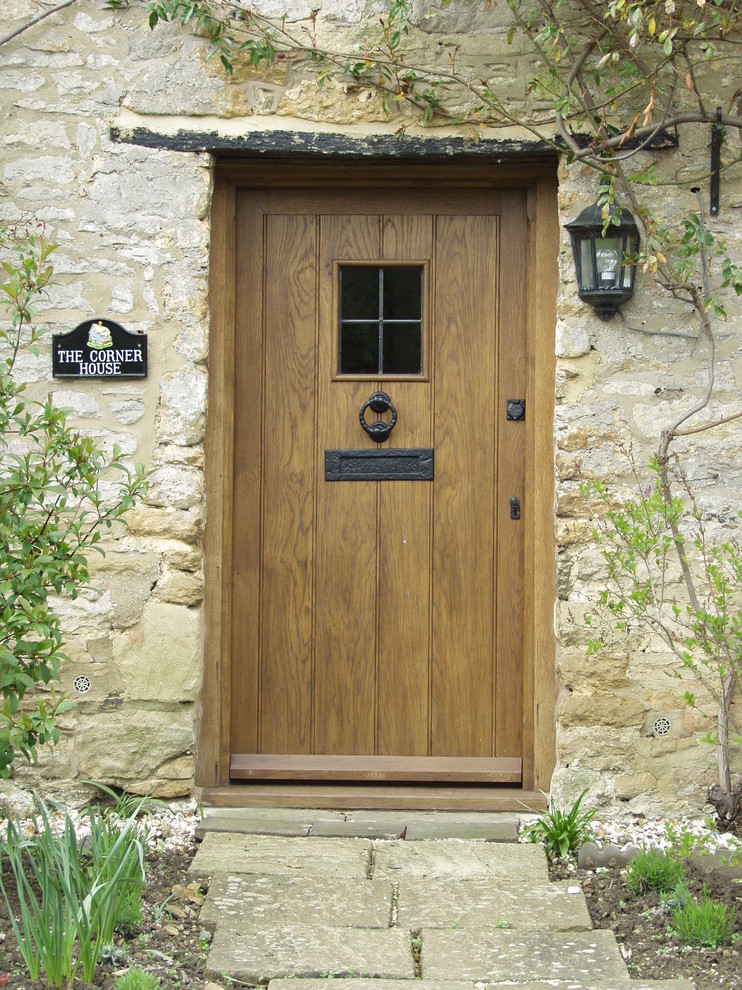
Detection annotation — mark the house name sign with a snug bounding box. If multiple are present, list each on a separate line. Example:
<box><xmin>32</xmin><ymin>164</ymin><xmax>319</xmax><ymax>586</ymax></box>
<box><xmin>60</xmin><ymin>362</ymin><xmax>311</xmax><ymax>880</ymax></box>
<box><xmin>52</xmin><ymin>319</ymin><xmax>147</xmax><ymax>378</ymax></box>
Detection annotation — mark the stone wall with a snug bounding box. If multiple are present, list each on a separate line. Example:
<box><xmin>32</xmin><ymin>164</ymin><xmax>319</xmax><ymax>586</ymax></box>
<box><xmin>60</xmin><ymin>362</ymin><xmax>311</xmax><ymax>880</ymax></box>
<box><xmin>1</xmin><ymin>0</ymin><xmax>740</xmax><ymax>812</ymax></box>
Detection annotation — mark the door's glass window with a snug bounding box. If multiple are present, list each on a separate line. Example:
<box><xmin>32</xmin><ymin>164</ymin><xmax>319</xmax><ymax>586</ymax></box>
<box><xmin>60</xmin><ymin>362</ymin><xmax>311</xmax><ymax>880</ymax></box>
<box><xmin>339</xmin><ymin>266</ymin><xmax>423</xmax><ymax>375</ymax></box>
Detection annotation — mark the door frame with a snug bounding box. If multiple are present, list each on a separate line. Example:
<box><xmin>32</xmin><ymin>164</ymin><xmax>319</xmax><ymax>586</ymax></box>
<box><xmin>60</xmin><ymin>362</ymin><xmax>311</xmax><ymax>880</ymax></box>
<box><xmin>196</xmin><ymin>160</ymin><xmax>559</xmax><ymax>809</ymax></box>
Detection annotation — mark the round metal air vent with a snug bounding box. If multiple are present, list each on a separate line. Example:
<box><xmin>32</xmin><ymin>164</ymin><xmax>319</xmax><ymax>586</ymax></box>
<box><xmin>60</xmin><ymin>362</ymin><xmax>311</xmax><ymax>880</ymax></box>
<box><xmin>73</xmin><ymin>675</ymin><xmax>91</xmax><ymax>694</ymax></box>
<box><xmin>653</xmin><ymin>716</ymin><xmax>671</xmax><ymax>737</ymax></box>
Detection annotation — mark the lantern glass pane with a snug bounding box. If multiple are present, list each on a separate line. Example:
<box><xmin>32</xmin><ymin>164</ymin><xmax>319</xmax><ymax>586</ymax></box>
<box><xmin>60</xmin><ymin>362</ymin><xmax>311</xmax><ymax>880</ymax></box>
<box><xmin>579</xmin><ymin>238</ymin><xmax>595</xmax><ymax>291</ymax></box>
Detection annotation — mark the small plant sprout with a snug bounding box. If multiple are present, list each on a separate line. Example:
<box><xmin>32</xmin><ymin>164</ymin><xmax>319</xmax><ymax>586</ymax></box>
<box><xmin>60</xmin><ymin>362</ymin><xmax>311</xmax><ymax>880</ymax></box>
<box><xmin>521</xmin><ymin>789</ymin><xmax>597</xmax><ymax>859</ymax></box>
<box><xmin>671</xmin><ymin>887</ymin><xmax>735</xmax><ymax>948</ymax></box>
<box><xmin>625</xmin><ymin>848</ymin><xmax>688</xmax><ymax>895</ymax></box>
<box><xmin>113</xmin><ymin>967</ymin><xmax>163</xmax><ymax>990</ymax></box>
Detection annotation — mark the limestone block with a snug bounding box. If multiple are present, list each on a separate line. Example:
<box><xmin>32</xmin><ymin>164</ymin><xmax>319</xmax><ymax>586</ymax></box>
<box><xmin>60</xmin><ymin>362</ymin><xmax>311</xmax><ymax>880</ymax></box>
<box><xmin>91</xmin><ymin>549</ymin><xmax>160</xmax><ymax>628</ymax></box>
<box><xmin>51</xmin><ymin>587</ymin><xmax>114</xmax><ymax>636</ymax></box>
<box><xmin>554</xmin><ymin>601</ymin><xmax>592</xmax><ymax>646</ymax></box>
<box><xmin>153</xmin><ymin>568</ymin><xmax>203</xmax><ymax>606</ymax></box>
<box><xmin>152</xmin><ymin>443</ymin><xmax>205</xmax><ymax>469</ymax></box>
<box><xmin>613</xmin><ymin>771</ymin><xmax>657</xmax><ymax>801</ymax></box>
<box><xmin>555</xmin><ymin>319</ymin><xmax>591</xmax><ymax>358</ymax></box>
<box><xmin>159</xmin><ymin>365</ymin><xmax>207</xmax><ymax>445</ymax></box>
<box><xmin>279</xmin><ymin>78</ymin><xmax>389</xmax><ymax>123</ymax></box>
<box><xmin>109</xmin><ymin>398</ymin><xmax>146</xmax><ymax>425</ymax></box>
<box><xmin>556</xmin><ymin>647</ymin><xmax>629</xmax><ymax>690</ymax></box>
<box><xmin>52</xmin><ymin>388</ymin><xmax>102</xmax><ymax>419</ymax></box>
<box><xmin>146</xmin><ymin>464</ymin><xmax>204</xmax><ymax>509</ymax></box>
<box><xmin>123</xmin><ymin>39</ymin><xmax>225</xmax><ymax>116</ymax></box>
<box><xmin>4</xmin><ymin>155</ymin><xmax>75</xmax><ymax>184</ymax></box>
<box><xmin>558</xmin><ymin>692</ymin><xmax>645</xmax><ymax>729</ymax></box>
<box><xmin>73</xmin><ymin>703</ymin><xmax>194</xmax><ymax>780</ymax></box>
<box><xmin>129</xmin><ymin>755</ymin><xmax>193</xmax><ymax>797</ymax></box>
<box><xmin>556</xmin><ymin>518</ymin><xmax>594</xmax><ymax>547</ymax></box>
<box><xmin>162</xmin><ymin>542</ymin><xmax>202</xmax><ymax>572</ymax></box>
<box><xmin>113</xmin><ymin>600</ymin><xmax>203</xmax><ymax>702</ymax></box>
<box><xmin>549</xmin><ymin>767</ymin><xmax>616</xmax><ymax>810</ymax></box>
<box><xmin>556</xmin><ymin>484</ymin><xmax>586</xmax><ymax>518</ymax></box>
<box><xmin>83</xmin><ymin>154</ymin><xmax>208</xmax><ymax>239</ymax></box>
<box><xmin>125</xmin><ymin>505</ymin><xmax>203</xmax><ymax>543</ymax></box>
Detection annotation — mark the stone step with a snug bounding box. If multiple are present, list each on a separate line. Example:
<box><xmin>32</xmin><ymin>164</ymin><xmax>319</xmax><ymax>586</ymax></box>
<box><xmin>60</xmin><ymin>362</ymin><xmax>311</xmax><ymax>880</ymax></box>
<box><xmin>200</xmin><ymin>873</ymin><xmax>591</xmax><ymax>932</ymax></box>
<box><xmin>395</xmin><ymin>877</ymin><xmax>592</xmax><ymax>930</ymax></box>
<box><xmin>205</xmin><ymin>924</ymin><xmax>415</xmax><ymax>984</ymax></box>
<box><xmin>422</xmin><ymin>929</ymin><xmax>628</xmax><ymax>982</ymax></box>
<box><xmin>190</xmin><ymin>832</ymin><xmax>372</xmax><ymax>879</ymax></box>
<box><xmin>205</xmin><ymin>926</ymin><xmax>639</xmax><ymax>985</ymax></box>
<box><xmin>196</xmin><ymin>810</ymin><xmax>520</xmax><ymax>842</ymax></box>
<box><xmin>200</xmin><ymin>874</ymin><xmax>393</xmax><ymax>928</ymax></box>
<box><xmin>372</xmin><ymin>838</ymin><xmax>547</xmax><ymax>881</ymax></box>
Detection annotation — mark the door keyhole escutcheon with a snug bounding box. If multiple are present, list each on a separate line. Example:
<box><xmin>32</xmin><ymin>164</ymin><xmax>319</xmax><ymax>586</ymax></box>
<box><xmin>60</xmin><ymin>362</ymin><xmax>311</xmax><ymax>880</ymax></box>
<box><xmin>360</xmin><ymin>391</ymin><xmax>398</xmax><ymax>444</ymax></box>
<box><xmin>510</xmin><ymin>496</ymin><xmax>521</xmax><ymax>520</ymax></box>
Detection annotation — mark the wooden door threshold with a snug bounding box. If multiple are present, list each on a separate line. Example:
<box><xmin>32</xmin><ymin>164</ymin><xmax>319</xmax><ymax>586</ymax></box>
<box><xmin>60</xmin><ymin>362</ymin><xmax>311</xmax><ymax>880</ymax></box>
<box><xmin>196</xmin><ymin>784</ymin><xmax>546</xmax><ymax>812</ymax></box>
<box><xmin>230</xmin><ymin>754</ymin><xmax>522</xmax><ymax>783</ymax></box>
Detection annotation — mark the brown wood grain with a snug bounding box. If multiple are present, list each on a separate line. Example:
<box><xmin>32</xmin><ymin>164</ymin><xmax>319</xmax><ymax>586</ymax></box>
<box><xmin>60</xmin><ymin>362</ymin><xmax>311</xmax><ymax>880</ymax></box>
<box><xmin>229</xmin><ymin>191</ymin><xmax>265</xmax><ymax>756</ymax></box>
<box><xmin>313</xmin><ymin>213</ymin><xmax>381</xmax><ymax>754</ymax></box>
<box><xmin>199</xmin><ymin>182</ymin><xmax>235</xmax><ymax>787</ymax></box>
<box><xmin>377</xmin><ymin>214</ymin><xmax>434</xmax><ymax>756</ymax></box>
<box><xmin>199</xmin><ymin>784</ymin><xmax>546</xmax><ymax>811</ymax></box>
<box><xmin>259</xmin><ymin>214</ymin><xmax>317</xmax><ymax>754</ymax></box>
<box><xmin>225</xmin><ymin>186</ymin><xmax>535</xmax><ymax>782</ymax></box>
<box><xmin>431</xmin><ymin>214</ymin><xmax>498</xmax><ymax>758</ymax></box>
<box><xmin>496</xmin><ymin>194</ymin><xmax>528</xmax><ymax>758</ymax></box>
<box><xmin>230</xmin><ymin>754</ymin><xmax>521</xmax><ymax>782</ymax></box>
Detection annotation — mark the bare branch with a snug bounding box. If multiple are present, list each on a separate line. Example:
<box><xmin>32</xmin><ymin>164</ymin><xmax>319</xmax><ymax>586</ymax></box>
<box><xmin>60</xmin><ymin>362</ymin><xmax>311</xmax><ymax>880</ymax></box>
<box><xmin>0</xmin><ymin>0</ymin><xmax>80</xmax><ymax>48</ymax></box>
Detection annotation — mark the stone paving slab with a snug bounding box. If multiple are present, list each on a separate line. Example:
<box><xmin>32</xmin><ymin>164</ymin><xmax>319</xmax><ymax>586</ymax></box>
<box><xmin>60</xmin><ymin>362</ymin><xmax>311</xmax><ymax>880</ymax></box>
<box><xmin>372</xmin><ymin>839</ymin><xmax>547</xmax><ymax>881</ymax></box>
<box><xmin>189</xmin><ymin>832</ymin><xmax>371</xmax><ymax>879</ymax></box>
<box><xmin>196</xmin><ymin>809</ymin><xmax>352</xmax><ymax>839</ymax></box>
<box><xmin>200</xmin><ymin>873</ymin><xmax>392</xmax><ymax>928</ymax></box>
<box><xmin>267</xmin><ymin>982</ymin><xmax>694</xmax><ymax>990</ymax></box>
<box><xmin>404</xmin><ymin>818</ymin><xmax>518</xmax><ymax>841</ymax></box>
<box><xmin>196</xmin><ymin>811</ymin><xmax>521</xmax><ymax>841</ymax></box>
<box><xmin>422</xmin><ymin>929</ymin><xmax>627</xmax><ymax>982</ymax></box>
<box><xmin>205</xmin><ymin>924</ymin><xmax>415</xmax><ymax>983</ymax></box>
<box><xmin>268</xmin><ymin>975</ymin><xmax>694</xmax><ymax>990</ymax></box>
<box><xmin>396</xmin><ymin>877</ymin><xmax>591</xmax><ymax>930</ymax></box>
<box><xmin>310</xmin><ymin>820</ymin><xmax>405</xmax><ymax>839</ymax></box>
<box><xmin>269</xmin><ymin>981</ymin><xmax>470</xmax><ymax>990</ymax></box>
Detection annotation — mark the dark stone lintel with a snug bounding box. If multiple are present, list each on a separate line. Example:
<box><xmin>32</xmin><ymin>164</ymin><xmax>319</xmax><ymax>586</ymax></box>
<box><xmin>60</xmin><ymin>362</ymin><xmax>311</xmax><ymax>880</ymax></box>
<box><xmin>109</xmin><ymin>125</ymin><xmax>557</xmax><ymax>161</ymax></box>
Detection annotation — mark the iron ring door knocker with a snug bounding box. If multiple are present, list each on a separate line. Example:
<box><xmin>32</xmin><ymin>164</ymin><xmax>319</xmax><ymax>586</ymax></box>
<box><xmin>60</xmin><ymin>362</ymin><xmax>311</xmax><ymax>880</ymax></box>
<box><xmin>359</xmin><ymin>391</ymin><xmax>397</xmax><ymax>443</ymax></box>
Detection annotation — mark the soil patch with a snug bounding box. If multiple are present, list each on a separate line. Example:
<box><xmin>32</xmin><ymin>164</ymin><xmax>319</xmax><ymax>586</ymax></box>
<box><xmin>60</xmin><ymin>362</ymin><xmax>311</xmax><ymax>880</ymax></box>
<box><xmin>550</xmin><ymin>849</ymin><xmax>742</xmax><ymax>990</ymax></box>
<box><xmin>0</xmin><ymin>841</ymin><xmax>210</xmax><ymax>990</ymax></box>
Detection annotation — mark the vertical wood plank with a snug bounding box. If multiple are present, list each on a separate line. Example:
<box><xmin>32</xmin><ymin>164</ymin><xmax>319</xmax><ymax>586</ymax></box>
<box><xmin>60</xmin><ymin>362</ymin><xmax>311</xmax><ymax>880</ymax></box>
<box><xmin>377</xmin><ymin>215</ymin><xmax>433</xmax><ymax>756</ymax></box>
<box><xmin>532</xmin><ymin>176</ymin><xmax>558</xmax><ymax>791</ymax></box>
<box><xmin>431</xmin><ymin>214</ymin><xmax>498</xmax><ymax>757</ymax></box>
<box><xmin>496</xmin><ymin>194</ymin><xmax>528</xmax><ymax>758</ymax></box>
<box><xmin>199</xmin><ymin>181</ymin><xmax>235</xmax><ymax>787</ymax></box>
<box><xmin>230</xmin><ymin>191</ymin><xmax>265</xmax><ymax>755</ymax></box>
<box><xmin>313</xmin><ymin>213</ymin><xmax>381</xmax><ymax>755</ymax></box>
<box><xmin>259</xmin><ymin>214</ymin><xmax>317</xmax><ymax>753</ymax></box>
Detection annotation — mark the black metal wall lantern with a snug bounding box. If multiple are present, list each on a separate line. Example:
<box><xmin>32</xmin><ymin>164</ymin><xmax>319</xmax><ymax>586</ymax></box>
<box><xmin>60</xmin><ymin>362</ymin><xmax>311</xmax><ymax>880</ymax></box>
<box><xmin>565</xmin><ymin>183</ymin><xmax>641</xmax><ymax>321</ymax></box>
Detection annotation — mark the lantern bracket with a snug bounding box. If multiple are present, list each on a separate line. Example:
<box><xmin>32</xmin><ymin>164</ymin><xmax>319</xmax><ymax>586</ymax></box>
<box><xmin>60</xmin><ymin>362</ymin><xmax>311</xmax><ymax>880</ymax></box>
<box><xmin>710</xmin><ymin>106</ymin><xmax>722</xmax><ymax>217</ymax></box>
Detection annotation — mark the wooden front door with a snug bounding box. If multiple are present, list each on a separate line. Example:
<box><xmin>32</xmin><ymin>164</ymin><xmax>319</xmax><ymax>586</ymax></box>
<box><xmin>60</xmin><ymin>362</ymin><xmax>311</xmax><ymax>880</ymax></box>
<box><xmin>229</xmin><ymin>186</ymin><xmax>528</xmax><ymax>785</ymax></box>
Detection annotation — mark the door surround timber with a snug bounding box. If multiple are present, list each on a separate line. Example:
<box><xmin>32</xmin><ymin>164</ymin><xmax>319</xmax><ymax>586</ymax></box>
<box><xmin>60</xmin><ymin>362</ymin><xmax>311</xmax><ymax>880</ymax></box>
<box><xmin>198</xmin><ymin>160</ymin><xmax>558</xmax><ymax>809</ymax></box>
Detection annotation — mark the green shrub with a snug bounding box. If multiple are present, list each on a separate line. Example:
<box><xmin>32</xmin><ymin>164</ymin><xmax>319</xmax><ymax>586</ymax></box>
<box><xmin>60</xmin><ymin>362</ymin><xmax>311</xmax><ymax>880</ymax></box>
<box><xmin>113</xmin><ymin>967</ymin><xmax>162</xmax><ymax>990</ymax></box>
<box><xmin>0</xmin><ymin>223</ymin><xmax>147</xmax><ymax>775</ymax></box>
<box><xmin>672</xmin><ymin>888</ymin><xmax>735</xmax><ymax>948</ymax></box>
<box><xmin>521</xmin><ymin>789</ymin><xmax>596</xmax><ymax>859</ymax></box>
<box><xmin>625</xmin><ymin>848</ymin><xmax>687</xmax><ymax>894</ymax></box>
